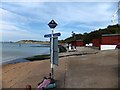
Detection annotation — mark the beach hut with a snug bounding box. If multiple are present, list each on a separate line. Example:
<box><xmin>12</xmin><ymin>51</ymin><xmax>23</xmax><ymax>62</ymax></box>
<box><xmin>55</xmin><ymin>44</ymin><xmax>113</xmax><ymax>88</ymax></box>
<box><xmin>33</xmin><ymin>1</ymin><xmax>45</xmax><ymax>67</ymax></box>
<box><xmin>92</xmin><ymin>38</ymin><xmax>101</xmax><ymax>48</ymax></box>
<box><xmin>101</xmin><ymin>34</ymin><xmax>120</xmax><ymax>50</ymax></box>
<box><xmin>68</xmin><ymin>40</ymin><xmax>84</xmax><ymax>47</ymax></box>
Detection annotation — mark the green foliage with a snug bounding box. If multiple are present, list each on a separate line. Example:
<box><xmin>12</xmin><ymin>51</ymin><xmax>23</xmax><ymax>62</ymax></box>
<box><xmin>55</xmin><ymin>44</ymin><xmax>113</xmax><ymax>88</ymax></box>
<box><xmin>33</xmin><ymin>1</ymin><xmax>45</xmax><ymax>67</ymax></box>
<box><xmin>64</xmin><ymin>24</ymin><xmax>120</xmax><ymax>44</ymax></box>
<box><xmin>64</xmin><ymin>34</ymin><xmax>83</xmax><ymax>43</ymax></box>
<box><xmin>58</xmin><ymin>45</ymin><xmax>67</xmax><ymax>53</ymax></box>
<box><xmin>58</xmin><ymin>40</ymin><xmax>65</xmax><ymax>44</ymax></box>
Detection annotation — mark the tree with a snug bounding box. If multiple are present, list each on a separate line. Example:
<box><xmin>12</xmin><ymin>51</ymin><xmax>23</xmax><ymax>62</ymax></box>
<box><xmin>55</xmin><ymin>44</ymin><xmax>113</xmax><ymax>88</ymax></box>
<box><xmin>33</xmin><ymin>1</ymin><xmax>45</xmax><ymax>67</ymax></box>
<box><xmin>63</xmin><ymin>24</ymin><xmax>120</xmax><ymax>44</ymax></box>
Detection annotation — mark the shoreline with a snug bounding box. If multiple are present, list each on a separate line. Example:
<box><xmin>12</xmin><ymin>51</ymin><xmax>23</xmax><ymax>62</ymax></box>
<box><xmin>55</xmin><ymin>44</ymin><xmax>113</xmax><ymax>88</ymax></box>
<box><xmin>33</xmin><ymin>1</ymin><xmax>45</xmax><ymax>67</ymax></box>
<box><xmin>2</xmin><ymin>44</ymin><xmax>67</xmax><ymax>66</ymax></box>
<box><xmin>2</xmin><ymin>58</ymin><xmax>30</xmax><ymax>66</ymax></box>
<box><xmin>2</xmin><ymin>48</ymin><xmax>99</xmax><ymax>66</ymax></box>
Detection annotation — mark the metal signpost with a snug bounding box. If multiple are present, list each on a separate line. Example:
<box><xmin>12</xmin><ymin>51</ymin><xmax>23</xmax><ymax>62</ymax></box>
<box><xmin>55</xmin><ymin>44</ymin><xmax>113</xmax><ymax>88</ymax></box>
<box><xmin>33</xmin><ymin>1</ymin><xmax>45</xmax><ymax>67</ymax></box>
<box><xmin>47</xmin><ymin>20</ymin><xmax>59</xmax><ymax>79</ymax></box>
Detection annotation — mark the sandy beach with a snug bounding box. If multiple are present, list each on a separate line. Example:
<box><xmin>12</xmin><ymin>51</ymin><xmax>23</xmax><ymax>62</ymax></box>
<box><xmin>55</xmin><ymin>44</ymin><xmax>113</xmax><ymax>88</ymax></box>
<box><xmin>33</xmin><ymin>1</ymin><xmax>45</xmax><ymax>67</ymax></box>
<box><xmin>1</xmin><ymin>47</ymin><xmax>119</xmax><ymax>88</ymax></box>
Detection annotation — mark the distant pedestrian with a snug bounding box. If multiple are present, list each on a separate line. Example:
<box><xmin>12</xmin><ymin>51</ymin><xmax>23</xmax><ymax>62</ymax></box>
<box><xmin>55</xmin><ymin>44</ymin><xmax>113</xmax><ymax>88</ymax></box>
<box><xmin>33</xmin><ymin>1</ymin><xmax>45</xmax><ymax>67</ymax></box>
<box><xmin>69</xmin><ymin>44</ymin><xmax>72</xmax><ymax>51</ymax></box>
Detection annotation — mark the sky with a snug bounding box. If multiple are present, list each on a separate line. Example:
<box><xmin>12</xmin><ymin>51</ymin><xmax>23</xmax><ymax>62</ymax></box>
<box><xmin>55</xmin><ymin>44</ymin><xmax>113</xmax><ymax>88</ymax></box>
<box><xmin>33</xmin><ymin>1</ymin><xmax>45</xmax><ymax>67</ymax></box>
<box><xmin>0</xmin><ymin>0</ymin><xmax>119</xmax><ymax>42</ymax></box>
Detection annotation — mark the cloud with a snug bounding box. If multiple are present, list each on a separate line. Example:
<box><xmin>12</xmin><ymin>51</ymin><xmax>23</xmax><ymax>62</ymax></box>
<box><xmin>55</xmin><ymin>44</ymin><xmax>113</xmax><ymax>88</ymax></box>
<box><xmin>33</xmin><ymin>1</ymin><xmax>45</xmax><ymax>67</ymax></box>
<box><xmin>0</xmin><ymin>2</ymin><xmax>118</xmax><ymax>41</ymax></box>
<box><xmin>1</xmin><ymin>23</ymin><xmax>46</xmax><ymax>41</ymax></box>
<box><xmin>1</xmin><ymin>2</ymin><xmax>117</xmax><ymax>23</ymax></box>
<box><xmin>0</xmin><ymin>6</ymin><xmax>50</xmax><ymax>41</ymax></box>
<box><xmin>0</xmin><ymin>8</ymin><xmax>28</xmax><ymax>26</ymax></box>
<box><xmin>1</xmin><ymin>0</ymin><xmax>119</xmax><ymax>2</ymax></box>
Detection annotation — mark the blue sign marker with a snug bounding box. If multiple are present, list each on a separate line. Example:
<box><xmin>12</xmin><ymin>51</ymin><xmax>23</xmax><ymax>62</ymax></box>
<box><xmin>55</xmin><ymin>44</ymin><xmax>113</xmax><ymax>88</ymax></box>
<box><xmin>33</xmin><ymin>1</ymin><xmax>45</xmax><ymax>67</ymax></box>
<box><xmin>54</xmin><ymin>33</ymin><xmax>61</xmax><ymax>37</ymax></box>
<box><xmin>44</xmin><ymin>34</ymin><xmax>51</xmax><ymax>38</ymax></box>
<box><xmin>44</xmin><ymin>33</ymin><xmax>61</xmax><ymax>38</ymax></box>
<box><xmin>48</xmin><ymin>20</ymin><xmax>58</xmax><ymax>29</ymax></box>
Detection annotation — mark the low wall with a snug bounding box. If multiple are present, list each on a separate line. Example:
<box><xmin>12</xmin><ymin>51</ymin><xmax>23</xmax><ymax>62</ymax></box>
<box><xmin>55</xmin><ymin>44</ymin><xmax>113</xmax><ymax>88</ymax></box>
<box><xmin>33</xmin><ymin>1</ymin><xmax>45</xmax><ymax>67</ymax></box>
<box><xmin>100</xmin><ymin>45</ymin><xmax>116</xmax><ymax>50</ymax></box>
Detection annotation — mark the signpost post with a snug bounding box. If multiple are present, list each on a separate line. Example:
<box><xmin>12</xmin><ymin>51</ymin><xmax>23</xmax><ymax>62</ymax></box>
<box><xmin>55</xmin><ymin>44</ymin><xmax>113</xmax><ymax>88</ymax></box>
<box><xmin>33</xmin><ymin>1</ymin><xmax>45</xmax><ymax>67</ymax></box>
<box><xmin>48</xmin><ymin>20</ymin><xmax>58</xmax><ymax>79</ymax></box>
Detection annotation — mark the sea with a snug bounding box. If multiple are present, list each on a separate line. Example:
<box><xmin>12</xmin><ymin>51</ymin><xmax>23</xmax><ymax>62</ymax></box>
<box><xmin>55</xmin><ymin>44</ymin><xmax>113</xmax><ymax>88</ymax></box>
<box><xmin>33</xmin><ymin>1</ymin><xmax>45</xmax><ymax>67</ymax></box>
<box><xmin>0</xmin><ymin>42</ymin><xmax>50</xmax><ymax>65</ymax></box>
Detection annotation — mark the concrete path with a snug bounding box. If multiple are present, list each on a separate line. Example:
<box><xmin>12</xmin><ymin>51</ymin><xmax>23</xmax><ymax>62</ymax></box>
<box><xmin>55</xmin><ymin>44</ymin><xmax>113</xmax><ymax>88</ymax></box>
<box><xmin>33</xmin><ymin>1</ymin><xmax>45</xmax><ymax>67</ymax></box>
<box><xmin>64</xmin><ymin>48</ymin><xmax>118</xmax><ymax>88</ymax></box>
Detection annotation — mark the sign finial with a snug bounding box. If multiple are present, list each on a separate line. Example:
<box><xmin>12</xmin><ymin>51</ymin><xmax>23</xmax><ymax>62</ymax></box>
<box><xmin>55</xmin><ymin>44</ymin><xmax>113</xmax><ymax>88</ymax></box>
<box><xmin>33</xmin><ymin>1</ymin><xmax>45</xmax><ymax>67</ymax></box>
<box><xmin>48</xmin><ymin>20</ymin><xmax>58</xmax><ymax>29</ymax></box>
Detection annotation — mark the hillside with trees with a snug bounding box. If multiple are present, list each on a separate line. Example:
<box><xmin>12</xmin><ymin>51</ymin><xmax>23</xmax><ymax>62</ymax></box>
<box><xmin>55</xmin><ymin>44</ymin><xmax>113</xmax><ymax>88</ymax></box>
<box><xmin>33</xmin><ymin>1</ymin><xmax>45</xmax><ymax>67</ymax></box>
<box><xmin>63</xmin><ymin>24</ymin><xmax>120</xmax><ymax>44</ymax></box>
<box><xmin>16</xmin><ymin>40</ymin><xmax>50</xmax><ymax>44</ymax></box>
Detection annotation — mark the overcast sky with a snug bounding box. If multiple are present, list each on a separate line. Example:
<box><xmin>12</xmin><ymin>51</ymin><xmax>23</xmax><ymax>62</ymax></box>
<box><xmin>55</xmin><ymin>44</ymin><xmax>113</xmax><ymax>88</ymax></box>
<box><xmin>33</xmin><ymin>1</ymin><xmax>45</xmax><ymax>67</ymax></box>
<box><xmin>0</xmin><ymin>0</ymin><xmax>119</xmax><ymax>42</ymax></box>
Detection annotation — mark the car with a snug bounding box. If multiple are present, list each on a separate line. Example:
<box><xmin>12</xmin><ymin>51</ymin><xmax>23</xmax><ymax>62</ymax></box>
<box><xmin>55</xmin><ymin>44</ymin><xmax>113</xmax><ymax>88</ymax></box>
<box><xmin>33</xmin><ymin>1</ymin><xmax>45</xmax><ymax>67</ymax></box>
<box><xmin>116</xmin><ymin>43</ymin><xmax>120</xmax><ymax>49</ymax></box>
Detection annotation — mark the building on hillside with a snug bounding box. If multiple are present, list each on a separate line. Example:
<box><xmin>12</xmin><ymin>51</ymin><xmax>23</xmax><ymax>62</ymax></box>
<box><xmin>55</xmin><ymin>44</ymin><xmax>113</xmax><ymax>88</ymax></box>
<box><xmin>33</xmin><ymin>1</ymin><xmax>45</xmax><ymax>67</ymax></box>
<box><xmin>101</xmin><ymin>34</ymin><xmax>120</xmax><ymax>50</ymax></box>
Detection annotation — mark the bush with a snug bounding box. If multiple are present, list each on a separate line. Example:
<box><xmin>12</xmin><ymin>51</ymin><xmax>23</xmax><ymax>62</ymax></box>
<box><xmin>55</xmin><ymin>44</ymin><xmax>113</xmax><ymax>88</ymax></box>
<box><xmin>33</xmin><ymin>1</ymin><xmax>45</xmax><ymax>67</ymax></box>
<box><xmin>58</xmin><ymin>45</ymin><xmax>67</xmax><ymax>53</ymax></box>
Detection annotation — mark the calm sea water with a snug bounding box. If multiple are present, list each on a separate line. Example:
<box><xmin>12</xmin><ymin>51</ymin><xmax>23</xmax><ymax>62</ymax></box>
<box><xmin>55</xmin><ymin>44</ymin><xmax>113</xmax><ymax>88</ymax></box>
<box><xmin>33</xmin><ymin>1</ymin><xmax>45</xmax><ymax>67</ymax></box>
<box><xmin>1</xmin><ymin>43</ymin><xmax>50</xmax><ymax>64</ymax></box>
